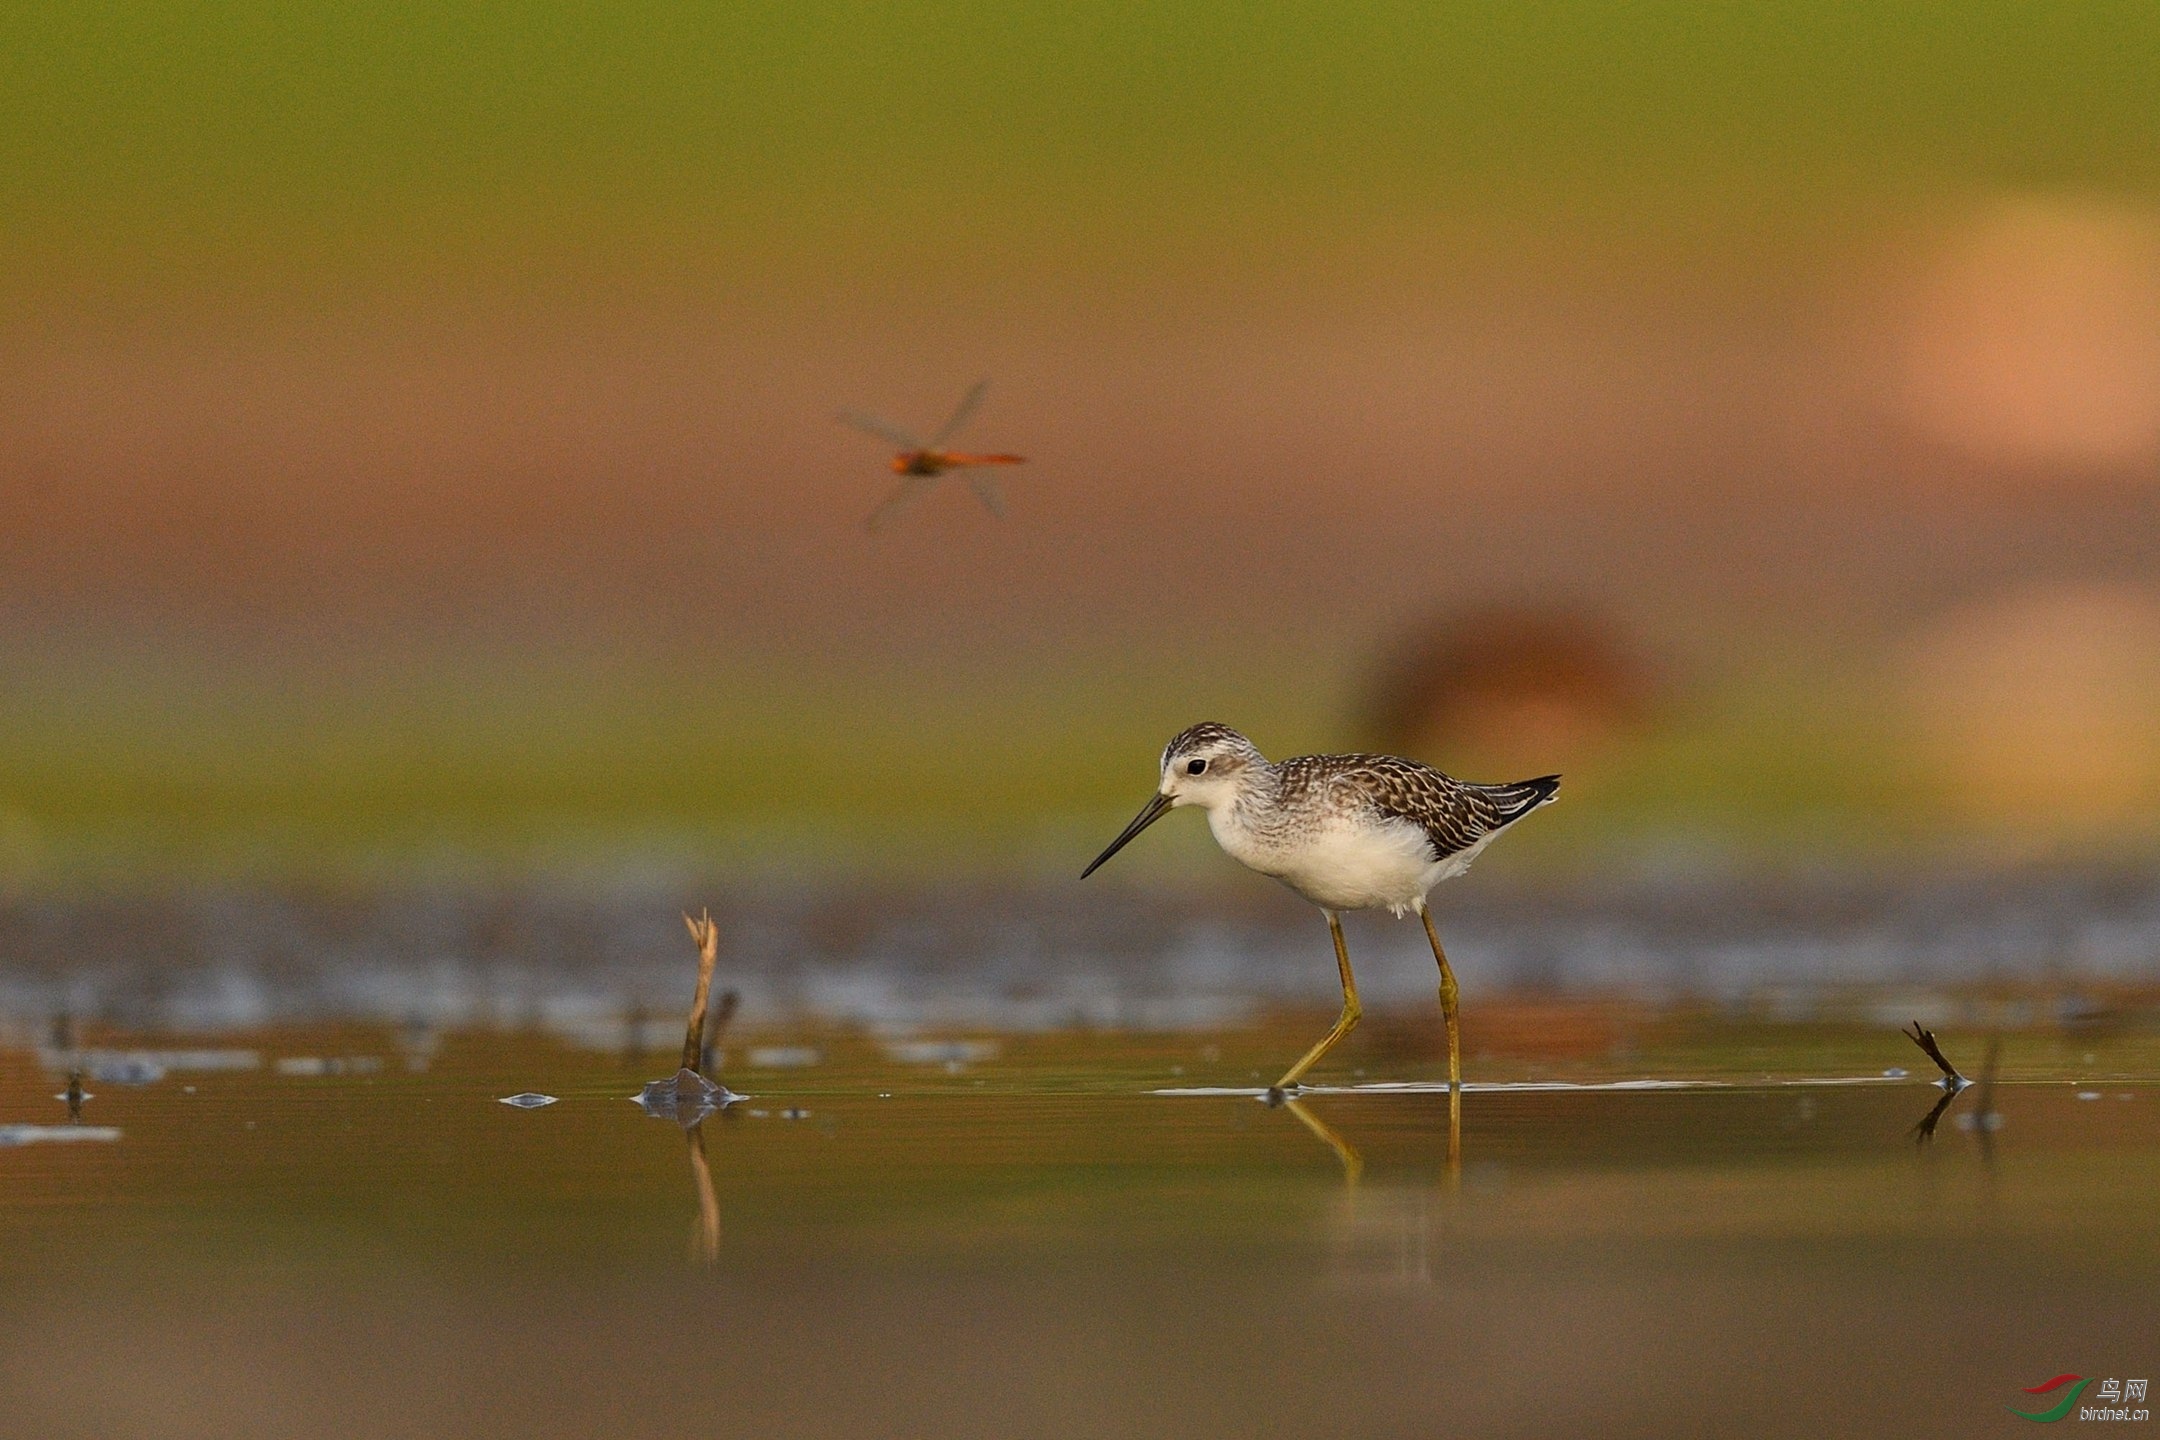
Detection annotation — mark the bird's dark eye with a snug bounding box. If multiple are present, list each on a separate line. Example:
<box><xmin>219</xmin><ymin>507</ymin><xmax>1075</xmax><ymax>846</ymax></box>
<box><xmin>1186</xmin><ymin>758</ymin><xmax>1207</xmax><ymax>775</ymax></box>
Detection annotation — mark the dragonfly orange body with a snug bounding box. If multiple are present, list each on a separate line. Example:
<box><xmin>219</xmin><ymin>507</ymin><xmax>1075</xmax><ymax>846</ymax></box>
<box><xmin>840</xmin><ymin>380</ymin><xmax>1027</xmax><ymax>530</ymax></box>
<box><xmin>891</xmin><ymin>450</ymin><xmax>1026</xmax><ymax>476</ymax></box>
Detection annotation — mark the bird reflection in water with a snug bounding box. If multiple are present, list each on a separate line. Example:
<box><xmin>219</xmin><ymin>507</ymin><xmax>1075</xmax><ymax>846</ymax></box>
<box><xmin>1270</xmin><ymin>1089</ymin><xmax>1460</xmax><ymax>1189</ymax></box>
<box><xmin>1270</xmin><ymin>1096</ymin><xmax>1455</xmax><ymax>1290</ymax></box>
<box><xmin>1326</xmin><ymin>1181</ymin><xmax>1439</xmax><ymax>1291</ymax></box>
<box><xmin>1275</xmin><ymin>1095</ymin><xmax>1363</xmax><ymax>1186</ymax></box>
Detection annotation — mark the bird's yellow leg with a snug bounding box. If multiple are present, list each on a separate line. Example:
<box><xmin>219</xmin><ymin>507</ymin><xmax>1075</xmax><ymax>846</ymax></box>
<box><xmin>1274</xmin><ymin>911</ymin><xmax>1361</xmax><ymax>1092</ymax></box>
<box><xmin>1418</xmin><ymin>904</ymin><xmax>1463</xmax><ymax>1185</ymax></box>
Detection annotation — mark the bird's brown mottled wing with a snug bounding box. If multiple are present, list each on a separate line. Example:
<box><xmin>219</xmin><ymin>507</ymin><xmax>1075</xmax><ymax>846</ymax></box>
<box><xmin>1289</xmin><ymin>755</ymin><xmax>1558</xmax><ymax>862</ymax></box>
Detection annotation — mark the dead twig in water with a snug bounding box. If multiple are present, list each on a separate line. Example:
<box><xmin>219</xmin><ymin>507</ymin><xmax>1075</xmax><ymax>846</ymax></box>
<box><xmin>1902</xmin><ymin>1021</ymin><xmax>1967</xmax><ymax>1090</ymax></box>
<box><xmin>633</xmin><ymin>908</ymin><xmax>742</xmax><ymax>1124</ymax></box>
<box><xmin>680</xmin><ymin>909</ymin><xmax>723</xmax><ymax>1076</ymax></box>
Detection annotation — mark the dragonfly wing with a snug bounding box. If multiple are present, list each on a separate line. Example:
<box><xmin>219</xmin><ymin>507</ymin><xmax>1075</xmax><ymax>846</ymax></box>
<box><xmin>928</xmin><ymin>378</ymin><xmax>989</xmax><ymax>446</ymax></box>
<box><xmin>837</xmin><ymin>410</ymin><xmax>924</xmax><ymax>449</ymax></box>
<box><xmin>966</xmin><ymin>472</ymin><xmax>1007</xmax><ymax>519</ymax></box>
<box><xmin>864</xmin><ymin>474</ymin><xmax>942</xmax><ymax>533</ymax></box>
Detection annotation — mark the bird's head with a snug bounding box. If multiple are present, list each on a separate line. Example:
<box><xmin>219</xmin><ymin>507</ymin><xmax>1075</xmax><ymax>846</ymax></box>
<box><xmin>1081</xmin><ymin>723</ymin><xmax>1267</xmax><ymax>878</ymax></box>
<box><xmin>1155</xmin><ymin>722</ymin><xmax>1267</xmax><ymax>810</ymax></box>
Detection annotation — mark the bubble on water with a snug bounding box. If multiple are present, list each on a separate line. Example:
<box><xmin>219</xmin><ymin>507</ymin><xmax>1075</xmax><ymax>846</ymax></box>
<box><xmin>0</xmin><ymin>1124</ymin><xmax>122</xmax><ymax>1146</ymax></box>
<box><xmin>782</xmin><ymin>1107</ymin><xmax>811</xmax><ymax>1120</ymax></box>
<box><xmin>1883</xmin><ymin>1067</ymin><xmax>1909</xmax><ymax>1079</ymax></box>
<box><xmin>87</xmin><ymin>1058</ymin><xmax>165</xmax><ymax>1086</ymax></box>
<box><xmin>2077</xmin><ymin>1090</ymin><xmax>2103</xmax><ymax>1100</ymax></box>
<box><xmin>498</xmin><ymin>1093</ymin><xmax>558</xmax><ymax>1109</ymax></box>
<box><xmin>278</xmin><ymin>1056</ymin><xmax>384</xmax><ymax>1077</ymax></box>
<box><xmin>883</xmin><ymin>1039</ymin><xmax>1001</xmax><ymax>1067</ymax></box>
<box><xmin>44</xmin><ymin>1048</ymin><xmax>257</xmax><ymax>1081</ymax></box>
<box><xmin>747</xmin><ymin>1046</ymin><xmax>821</xmax><ymax>1069</ymax></box>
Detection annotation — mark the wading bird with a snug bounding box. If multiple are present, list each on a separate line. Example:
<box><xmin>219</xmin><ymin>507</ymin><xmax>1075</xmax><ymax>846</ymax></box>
<box><xmin>838</xmin><ymin>379</ymin><xmax>1026</xmax><ymax>532</ymax></box>
<box><xmin>1082</xmin><ymin>723</ymin><xmax>1558</xmax><ymax>1101</ymax></box>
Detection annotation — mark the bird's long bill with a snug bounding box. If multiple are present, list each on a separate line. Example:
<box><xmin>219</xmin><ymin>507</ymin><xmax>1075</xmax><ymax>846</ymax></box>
<box><xmin>1081</xmin><ymin>792</ymin><xmax>1174</xmax><ymax>878</ymax></box>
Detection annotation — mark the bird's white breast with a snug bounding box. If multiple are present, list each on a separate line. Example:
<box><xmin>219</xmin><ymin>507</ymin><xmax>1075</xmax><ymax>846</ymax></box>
<box><xmin>1209</xmin><ymin>805</ymin><xmax>1449</xmax><ymax>915</ymax></box>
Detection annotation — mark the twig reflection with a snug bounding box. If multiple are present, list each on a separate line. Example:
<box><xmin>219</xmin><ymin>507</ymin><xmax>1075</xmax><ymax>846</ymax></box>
<box><xmin>1908</xmin><ymin>1083</ymin><xmax>1966</xmax><ymax>1144</ymax></box>
<box><xmin>685</xmin><ymin>1120</ymin><xmax>720</xmax><ymax>1265</ymax></box>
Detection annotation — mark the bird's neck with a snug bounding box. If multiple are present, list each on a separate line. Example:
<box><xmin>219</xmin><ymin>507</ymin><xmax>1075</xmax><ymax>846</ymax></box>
<box><xmin>1221</xmin><ymin>763</ymin><xmax>1284</xmax><ymax>824</ymax></box>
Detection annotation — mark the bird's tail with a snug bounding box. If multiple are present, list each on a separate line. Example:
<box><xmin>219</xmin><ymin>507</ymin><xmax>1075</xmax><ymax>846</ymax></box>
<box><xmin>1479</xmin><ymin>774</ymin><xmax>1561</xmax><ymax>827</ymax></box>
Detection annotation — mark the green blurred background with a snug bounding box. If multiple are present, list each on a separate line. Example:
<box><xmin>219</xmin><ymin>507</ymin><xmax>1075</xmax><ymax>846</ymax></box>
<box><xmin>4</xmin><ymin>3</ymin><xmax>2160</xmax><ymax>884</ymax></box>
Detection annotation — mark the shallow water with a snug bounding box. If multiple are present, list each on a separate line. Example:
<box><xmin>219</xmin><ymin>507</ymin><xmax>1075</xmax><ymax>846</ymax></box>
<box><xmin>6</xmin><ymin>861</ymin><xmax>2160</xmax><ymax>1039</ymax></box>
<box><xmin>2</xmin><ymin>1018</ymin><xmax>2155</xmax><ymax>1439</ymax></box>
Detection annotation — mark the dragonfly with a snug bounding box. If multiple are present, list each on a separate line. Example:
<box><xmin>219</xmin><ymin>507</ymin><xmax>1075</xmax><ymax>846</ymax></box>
<box><xmin>837</xmin><ymin>379</ymin><xmax>1027</xmax><ymax>532</ymax></box>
